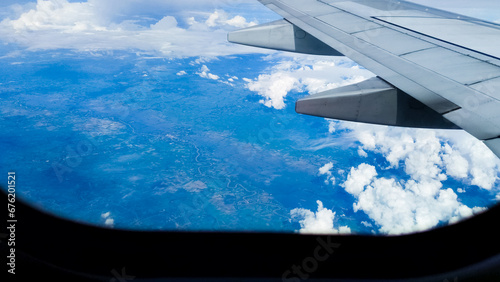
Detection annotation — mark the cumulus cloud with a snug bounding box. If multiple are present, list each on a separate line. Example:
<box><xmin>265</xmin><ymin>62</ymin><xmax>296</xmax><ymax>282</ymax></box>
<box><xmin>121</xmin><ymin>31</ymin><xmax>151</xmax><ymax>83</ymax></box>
<box><xmin>329</xmin><ymin>122</ymin><xmax>497</xmax><ymax>234</ymax></box>
<box><xmin>319</xmin><ymin>162</ymin><xmax>336</xmax><ymax>185</ymax></box>
<box><xmin>341</xmin><ymin>123</ymin><xmax>500</xmax><ymax>190</ymax></box>
<box><xmin>6</xmin><ymin>0</ymin><xmax>106</xmax><ymax>32</ymax></box>
<box><xmin>443</xmin><ymin>132</ymin><xmax>500</xmax><ymax>190</ymax></box>
<box><xmin>0</xmin><ymin>0</ymin><xmax>268</xmax><ymax>57</ymax></box>
<box><xmin>197</xmin><ymin>65</ymin><xmax>220</xmax><ymax>80</ymax></box>
<box><xmin>247</xmin><ymin>71</ymin><xmax>298</xmax><ymax>109</ymax></box>
<box><xmin>245</xmin><ymin>54</ymin><xmax>374</xmax><ymax>109</ymax></box>
<box><xmin>342</xmin><ymin>163</ymin><xmax>485</xmax><ymax>235</ymax></box>
<box><xmin>291</xmin><ymin>200</ymin><xmax>351</xmax><ymax>234</ymax></box>
<box><xmin>101</xmin><ymin>211</ymin><xmax>114</xmax><ymax>227</ymax></box>
<box><xmin>205</xmin><ymin>9</ymin><xmax>257</xmax><ymax>28</ymax></box>
<box><xmin>442</xmin><ymin>143</ymin><xmax>469</xmax><ymax>179</ymax></box>
<box><xmin>319</xmin><ymin>163</ymin><xmax>334</xmax><ymax>175</ymax></box>
<box><xmin>343</xmin><ymin>163</ymin><xmax>377</xmax><ymax>196</ymax></box>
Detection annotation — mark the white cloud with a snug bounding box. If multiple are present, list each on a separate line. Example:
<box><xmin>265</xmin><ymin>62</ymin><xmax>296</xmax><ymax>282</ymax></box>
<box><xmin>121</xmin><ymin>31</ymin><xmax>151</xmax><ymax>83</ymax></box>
<box><xmin>226</xmin><ymin>15</ymin><xmax>255</xmax><ymax>28</ymax></box>
<box><xmin>343</xmin><ymin>163</ymin><xmax>377</xmax><ymax>196</ymax></box>
<box><xmin>318</xmin><ymin>162</ymin><xmax>335</xmax><ymax>185</ymax></box>
<box><xmin>0</xmin><ymin>0</ymin><xmax>268</xmax><ymax>57</ymax></box>
<box><xmin>197</xmin><ymin>65</ymin><xmax>220</xmax><ymax>80</ymax></box>
<box><xmin>329</xmin><ymin>121</ymin><xmax>499</xmax><ymax>234</ymax></box>
<box><xmin>176</xmin><ymin>70</ymin><xmax>187</xmax><ymax>76</ymax></box>
<box><xmin>245</xmin><ymin>54</ymin><xmax>374</xmax><ymax>109</ymax></box>
<box><xmin>6</xmin><ymin>0</ymin><xmax>106</xmax><ymax>32</ymax></box>
<box><xmin>247</xmin><ymin>71</ymin><xmax>299</xmax><ymax>109</ymax></box>
<box><xmin>207</xmin><ymin>73</ymin><xmax>219</xmax><ymax>80</ymax></box>
<box><xmin>105</xmin><ymin>218</ymin><xmax>114</xmax><ymax>226</ymax></box>
<box><xmin>205</xmin><ymin>9</ymin><xmax>257</xmax><ymax>28</ymax></box>
<box><xmin>101</xmin><ymin>211</ymin><xmax>114</xmax><ymax>227</ymax></box>
<box><xmin>361</xmin><ymin>221</ymin><xmax>372</xmax><ymax>228</ymax></box>
<box><xmin>190</xmin><ymin>57</ymin><xmax>217</xmax><ymax>65</ymax></box>
<box><xmin>446</xmin><ymin>135</ymin><xmax>500</xmax><ymax>190</ymax></box>
<box><xmin>442</xmin><ymin>143</ymin><xmax>469</xmax><ymax>179</ymax></box>
<box><xmin>357</xmin><ymin>148</ymin><xmax>368</xmax><ymax>157</ymax></box>
<box><xmin>343</xmin><ymin>163</ymin><xmax>485</xmax><ymax>235</ymax></box>
<box><xmin>319</xmin><ymin>162</ymin><xmax>333</xmax><ymax>175</ymax></box>
<box><xmin>340</xmin><ymin>123</ymin><xmax>500</xmax><ymax>190</ymax></box>
<box><xmin>328</xmin><ymin>120</ymin><xmax>337</xmax><ymax>133</ymax></box>
<box><xmin>291</xmin><ymin>200</ymin><xmax>351</xmax><ymax>234</ymax></box>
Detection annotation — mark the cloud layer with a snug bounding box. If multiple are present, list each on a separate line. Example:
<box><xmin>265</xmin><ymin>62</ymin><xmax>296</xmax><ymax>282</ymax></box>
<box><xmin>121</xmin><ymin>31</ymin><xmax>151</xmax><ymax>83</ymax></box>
<box><xmin>0</xmin><ymin>0</ymin><xmax>267</xmax><ymax>57</ymax></box>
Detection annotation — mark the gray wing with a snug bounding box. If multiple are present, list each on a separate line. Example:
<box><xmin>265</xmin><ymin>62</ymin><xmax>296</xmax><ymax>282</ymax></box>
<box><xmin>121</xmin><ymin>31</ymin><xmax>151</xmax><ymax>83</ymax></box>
<box><xmin>228</xmin><ymin>0</ymin><xmax>500</xmax><ymax>158</ymax></box>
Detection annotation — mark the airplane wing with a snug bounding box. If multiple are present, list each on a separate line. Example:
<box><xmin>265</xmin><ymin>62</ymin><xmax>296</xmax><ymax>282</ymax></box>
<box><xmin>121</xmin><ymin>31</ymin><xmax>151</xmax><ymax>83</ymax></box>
<box><xmin>228</xmin><ymin>0</ymin><xmax>500</xmax><ymax>158</ymax></box>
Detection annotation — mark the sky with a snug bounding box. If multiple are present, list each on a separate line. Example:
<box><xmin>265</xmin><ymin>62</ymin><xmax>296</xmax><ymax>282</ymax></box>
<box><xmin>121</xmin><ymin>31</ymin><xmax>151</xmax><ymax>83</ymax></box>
<box><xmin>1</xmin><ymin>0</ymin><xmax>499</xmax><ymax>56</ymax></box>
<box><xmin>1</xmin><ymin>0</ymin><xmax>500</xmax><ymax>235</ymax></box>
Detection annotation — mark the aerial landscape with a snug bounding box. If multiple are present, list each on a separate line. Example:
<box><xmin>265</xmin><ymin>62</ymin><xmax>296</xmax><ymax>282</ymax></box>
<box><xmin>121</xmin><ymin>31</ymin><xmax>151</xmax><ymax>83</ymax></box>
<box><xmin>1</xmin><ymin>0</ymin><xmax>499</xmax><ymax>236</ymax></box>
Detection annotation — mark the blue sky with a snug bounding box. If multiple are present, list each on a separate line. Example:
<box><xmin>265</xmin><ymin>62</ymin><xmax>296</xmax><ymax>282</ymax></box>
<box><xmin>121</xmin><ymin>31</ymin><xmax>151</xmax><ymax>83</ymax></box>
<box><xmin>1</xmin><ymin>0</ymin><xmax>500</xmax><ymax>235</ymax></box>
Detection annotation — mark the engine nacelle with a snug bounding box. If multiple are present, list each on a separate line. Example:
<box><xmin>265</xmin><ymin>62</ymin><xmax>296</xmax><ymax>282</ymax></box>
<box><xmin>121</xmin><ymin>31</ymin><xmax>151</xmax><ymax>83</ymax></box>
<box><xmin>228</xmin><ymin>19</ymin><xmax>342</xmax><ymax>56</ymax></box>
<box><xmin>296</xmin><ymin>77</ymin><xmax>460</xmax><ymax>129</ymax></box>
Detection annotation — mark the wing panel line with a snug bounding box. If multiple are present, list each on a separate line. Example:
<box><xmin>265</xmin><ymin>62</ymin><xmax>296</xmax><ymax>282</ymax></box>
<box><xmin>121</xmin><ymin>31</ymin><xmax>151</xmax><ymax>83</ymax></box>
<box><xmin>372</xmin><ymin>17</ymin><xmax>500</xmax><ymax>62</ymax></box>
<box><xmin>398</xmin><ymin>46</ymin><xmax>439</xmax><ymax>57</ymax></box>
<box><xmin>466</xmin><ymin>75</ymin><xmax>500</xmax><ymax>86</ymax></box>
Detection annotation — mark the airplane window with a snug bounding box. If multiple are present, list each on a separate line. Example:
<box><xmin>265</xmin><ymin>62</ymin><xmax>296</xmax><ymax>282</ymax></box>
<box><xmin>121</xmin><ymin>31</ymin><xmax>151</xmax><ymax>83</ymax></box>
<box><xmin>1</xmin><ymin>0</ymin><xmax>499</xmax><ymax>237</ymax></box>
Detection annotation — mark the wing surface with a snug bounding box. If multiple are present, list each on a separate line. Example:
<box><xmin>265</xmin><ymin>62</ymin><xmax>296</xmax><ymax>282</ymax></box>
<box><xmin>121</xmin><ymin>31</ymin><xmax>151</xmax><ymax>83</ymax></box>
<box><xmin>234</xmin><ymin>0</ymin><xmax>500</xmax><ymax>157</ymax></box>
